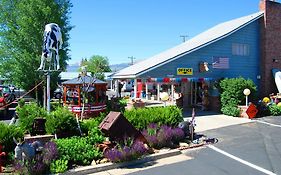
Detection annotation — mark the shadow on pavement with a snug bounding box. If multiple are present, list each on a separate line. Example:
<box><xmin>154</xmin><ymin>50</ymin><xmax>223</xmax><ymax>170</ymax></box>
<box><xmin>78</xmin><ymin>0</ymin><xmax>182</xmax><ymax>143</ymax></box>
<box><xmin>182</xmin><ymin>107</ymin><xmax>221</xmax><ymax>118</ymax></box>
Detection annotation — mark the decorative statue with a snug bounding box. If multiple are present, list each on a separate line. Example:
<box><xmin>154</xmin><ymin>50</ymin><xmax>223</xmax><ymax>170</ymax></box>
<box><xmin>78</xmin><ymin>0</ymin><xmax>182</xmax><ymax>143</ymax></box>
<box><xmin>38</xmin><ymin>23</ymin><xmax>63</xmax><ymax>71</ymax></box>
<box><xmin>13</xmin><ymin>138</ymin><xmax>43</xmax><ymax>161</ymax></box>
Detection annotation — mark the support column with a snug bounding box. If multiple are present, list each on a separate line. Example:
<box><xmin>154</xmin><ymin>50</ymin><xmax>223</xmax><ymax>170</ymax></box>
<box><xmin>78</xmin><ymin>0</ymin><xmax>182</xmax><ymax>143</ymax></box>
<box><xmin>145</xmin><ymin>83</ymin><xmax>148</xmax><ymax>100</ymax></box>
<box><xmin>157</xmin><ymin>83</ymin><xmax>160</xmax><ymax>101</ymax></box>
<box><xmin>134</xmin><ymin>79</ymin><xmax>137</xmax><ymax>99</ymax></box>
<box><xmin>43</xmin><ymin>85</ymin><xmax>46</xmax><ymax>110</ymax></box>
<box><xmin>115</xmin><ymin>80</ymin><xmax>119</xmax><ymax>97</ymax></box>
<box><xmin>47</xmin><ymin>72</ymin><xmax>50</xmax><ymax>113</ymax></box>
<box><xmin>171</xmin><ymin>84</ymin><xmax>174</xmax><ymax>104</ymax></box>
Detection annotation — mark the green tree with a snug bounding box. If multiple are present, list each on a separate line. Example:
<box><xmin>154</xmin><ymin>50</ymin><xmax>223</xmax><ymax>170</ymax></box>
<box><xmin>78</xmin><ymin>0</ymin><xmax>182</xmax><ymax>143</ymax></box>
<box><xmin>0</xmin><ymin>0</ymin><xmax>72</xmax><ymax>97</ymax></box>
<box><xmin>82</xmin><ymin>55</ymin><xmax>111</xmax><ymax>80</ymax></box>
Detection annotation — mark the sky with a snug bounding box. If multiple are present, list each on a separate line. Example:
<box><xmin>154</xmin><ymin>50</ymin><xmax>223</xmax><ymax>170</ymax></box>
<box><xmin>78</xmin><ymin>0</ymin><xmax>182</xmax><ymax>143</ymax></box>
<box><xmin>69</xmin><ymin>0</ymin><xmax>263</xmax><ymax>65</ymax></box>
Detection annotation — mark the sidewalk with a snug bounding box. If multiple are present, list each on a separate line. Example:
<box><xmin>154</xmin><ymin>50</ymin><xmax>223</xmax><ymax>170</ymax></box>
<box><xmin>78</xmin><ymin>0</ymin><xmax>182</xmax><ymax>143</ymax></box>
<box><xmin>186</xmin><ymin>114</ymin><xmax>253</xmax><ymax>132</ymax></box>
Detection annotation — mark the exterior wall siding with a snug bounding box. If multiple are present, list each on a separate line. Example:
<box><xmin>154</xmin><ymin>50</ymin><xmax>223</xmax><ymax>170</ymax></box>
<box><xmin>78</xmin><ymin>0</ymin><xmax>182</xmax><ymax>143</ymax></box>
<box><xmin>141</xmin><ymin>20</ymin><xmax>260</xmax><ymax>88</ymax></box>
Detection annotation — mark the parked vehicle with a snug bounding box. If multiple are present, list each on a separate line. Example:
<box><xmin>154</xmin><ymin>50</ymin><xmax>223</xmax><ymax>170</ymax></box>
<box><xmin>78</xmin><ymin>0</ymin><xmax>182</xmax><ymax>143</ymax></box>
<box><xmin>0</xmin><ymin>85</ymin><xmax>16</xmax><ymax>102</ymax></box>
<box><xmin>53</xmin><ymin>87</ymin><xmax>63</xmax><ymax>99</ymax></box>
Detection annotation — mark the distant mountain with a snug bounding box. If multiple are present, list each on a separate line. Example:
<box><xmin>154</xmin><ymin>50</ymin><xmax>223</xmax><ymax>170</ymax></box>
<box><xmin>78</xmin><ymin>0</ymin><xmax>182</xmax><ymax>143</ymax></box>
<box><xmin>66</xmin><ymin>64</ymin><xmax>80</xmax><ymax>72</ymax></box>
<box><xmin>110</xmin><ymin>63</ymin><xmax>129</xmax><ymax>72</ymax></box>
<box><xmin>66</xmin><ymin>62</ymin><xmax>129</xmax><ymax>72</ymax></box>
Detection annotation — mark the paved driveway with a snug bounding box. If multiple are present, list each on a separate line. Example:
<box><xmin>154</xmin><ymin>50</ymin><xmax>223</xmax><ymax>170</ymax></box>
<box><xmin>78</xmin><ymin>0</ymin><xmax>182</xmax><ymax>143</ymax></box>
<box><xmin>92</xmin><ymin>116</ymin><xmax>281</xmax><ymax>175</ymax></box>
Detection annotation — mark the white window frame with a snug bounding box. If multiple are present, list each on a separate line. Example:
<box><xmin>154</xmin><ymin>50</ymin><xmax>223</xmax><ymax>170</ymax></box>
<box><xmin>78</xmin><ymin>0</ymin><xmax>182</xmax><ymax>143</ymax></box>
<box><xmin>232</xmin><ymin>43</ymin><xmax>250</xmax><ymax>56</ymax></box>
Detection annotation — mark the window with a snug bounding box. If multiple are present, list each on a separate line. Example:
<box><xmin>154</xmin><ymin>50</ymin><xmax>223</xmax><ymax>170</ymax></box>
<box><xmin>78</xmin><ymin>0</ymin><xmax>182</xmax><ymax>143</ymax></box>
<box><xmin>232</xmin><ymin>43</ymin><xmax>250</xmax><ymax>56</ymax></box>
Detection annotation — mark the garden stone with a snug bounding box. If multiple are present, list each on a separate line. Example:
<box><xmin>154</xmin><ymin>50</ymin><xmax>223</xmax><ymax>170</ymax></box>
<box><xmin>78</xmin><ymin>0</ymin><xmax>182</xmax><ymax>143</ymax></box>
<box><xmin>91</xmin><ymin>160</ymin><xmax>97</xmax><ymax>166</ymax></box>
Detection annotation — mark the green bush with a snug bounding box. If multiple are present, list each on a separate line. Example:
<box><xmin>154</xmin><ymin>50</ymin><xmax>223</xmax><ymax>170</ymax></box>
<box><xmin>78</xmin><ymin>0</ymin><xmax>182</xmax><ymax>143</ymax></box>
<box><xmin>16</xmin><ymin>102</ymin><xmax>48</xmax><ymax>133</ymax></box>
<box><xmin>0</xmin><ymin>122</ymin><xmax>24</xmax><ymax>153</ymax></box>
<box><xmin>219</xmin><ymin>77</ymin><xmax>257</xmax><ymax>116</ymax></box>
<box><xmin>80</xmin><ymin>112</ymin><xmax>106</xmax><ymax>133</ymax></box>
<box><xmin>106</xmin><ymin>97</ymin><xmax>127</xmax><ymax>112</ymax></box>
<box><xmin>123</xmin><ymin>106</ymin><xmax>183</xmax><ymax>130</ymax></box>
<box><xmin>54</xmin><ymin>136</ymin><xmax>103</xmax><ymax>166</ymax></box>
<box><xmin>269</xmin><ymin>104</ymin><xmax>281</xmax><ymax>116</ymax></box>
<box><xmin>45</xmin><ymin>107</ymin><xmax>80</xmax><ymax>138</ymax></box>
<box><xmin>50</xmin><ymin>159</ymin><xmax>68</xmax><ymax>174</ymax></box>
<box><xmin>221</xmin><ymin>106</ymin><xmax>241</xmax><ymax>117</ymax></box>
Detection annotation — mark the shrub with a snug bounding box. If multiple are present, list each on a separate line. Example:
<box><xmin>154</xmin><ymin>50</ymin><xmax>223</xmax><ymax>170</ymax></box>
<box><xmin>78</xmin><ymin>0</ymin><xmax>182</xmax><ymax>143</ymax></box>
<box><xmin>16</xmin><ymin>102</ymin><xmax>48</xmax><ymax>134</ymax></box>
<box><xmin>221</xmin><ymin>106</ymin><xmax>241</xmax><ymax>117</ymax></box>
<box><xmin>54</xmin><ymin>136</ymin><xmax>103</xmax><ymax>166</ymax></box>
<box><xmin>124</xmin><ymin>106</ymin><xmax>183</xmax><ymax>130</ymax></box>
<box><xmin>104</xmin><ymin>140</ymin><xmax>148</xmax><ymax>163</ymax></box>
<box><xmin>269</xmin><ymin>104</ymin><xmax>281</xmax><ymax>116</ymax></box>
<box><xmin>219</xmin><ymin>77</ymin><xmax>257</xmax><ymax>116</ymax></box>
<box><xmin>45</xmin><ymin>107</ymin><xmax>80</xmax><ymax>138</ymax></box>
<box><xmin>106</xmin><ymin>97</ymin><xmax>127</xmax><ymax>112</ymax></box>
<box><xmin>50</xmin><ymin>159</ymin><xmax>68</xmax><ymax>174</ymax></box>
<box><xmin>0</xmin><ymin>122</ymin><xmax>24</xmax><ymax>153</ymax></box>
<box><xmin>80</xmin><ymin>112</ymin><xmax>107</xmax><ymax>134</ymax></box>
<box><xmin>142</xmin><ymin>123</ymin><xmax>185</xmax><ymax>149</ymax></box>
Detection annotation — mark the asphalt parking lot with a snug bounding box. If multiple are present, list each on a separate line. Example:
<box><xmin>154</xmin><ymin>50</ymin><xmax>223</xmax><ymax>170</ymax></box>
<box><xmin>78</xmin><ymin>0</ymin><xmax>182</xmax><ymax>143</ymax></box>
<box><xmin>123</xmin><ymin>116</ymin><xmax>281</xmax><ymax>175</ymax></box>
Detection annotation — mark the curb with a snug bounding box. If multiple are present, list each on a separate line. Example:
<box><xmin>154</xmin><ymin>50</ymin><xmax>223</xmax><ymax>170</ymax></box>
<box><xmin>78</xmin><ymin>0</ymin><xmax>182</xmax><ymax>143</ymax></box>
<box><xmin>65</xmin><ymin>149</ymin><xmax>181</xmax><ymax>175</ymax></box>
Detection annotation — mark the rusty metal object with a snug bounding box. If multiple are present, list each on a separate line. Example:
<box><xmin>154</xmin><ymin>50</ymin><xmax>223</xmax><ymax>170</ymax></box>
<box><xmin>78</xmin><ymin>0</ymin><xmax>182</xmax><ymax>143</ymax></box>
<box><xmin>99</xmin><ymin>111</ymin><xmax>146</xmax><ymax>142</ymax></box>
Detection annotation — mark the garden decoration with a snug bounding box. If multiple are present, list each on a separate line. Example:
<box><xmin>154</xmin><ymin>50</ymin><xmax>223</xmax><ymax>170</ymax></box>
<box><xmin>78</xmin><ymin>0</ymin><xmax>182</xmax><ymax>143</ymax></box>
<box><xmin>62</xmin><ymin>72</ymin><xmax>107</xmax><ymax>118</ymax></box>
<box><xmin>37</xmin><ymin>23</ymin><xmax>63</xmax><ymax>112</ymax></box>
<box><xmin>38</xmin><ymin>23</ymin><xmax>63</xmax><ymax>71</ymax></box>
<box><xmin>99</xmin><ymin>111</ymin><xmax>146</xmax><ymax>143</ymax></box>
<box><xmin>0</xmin><ymin>145</ymin><xmax>6</xmax><ymax>173</ymax></box>
<box><xmin>178</xmin><ymin>108</ymin><xmax>196</xmax><ymax>141</ymax></box>
<box><xmin>13</xmin><ymin>138</ymin><xmax>43</xmax><ymax>161</ymax></box>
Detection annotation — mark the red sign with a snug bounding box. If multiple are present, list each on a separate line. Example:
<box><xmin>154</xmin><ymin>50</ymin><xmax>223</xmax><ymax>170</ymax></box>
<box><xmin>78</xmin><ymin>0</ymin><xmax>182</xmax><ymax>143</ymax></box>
<box><xmin>246</xmin><ymin>104</ymin><xmax>258</xmax><ymax>119</ymax></box>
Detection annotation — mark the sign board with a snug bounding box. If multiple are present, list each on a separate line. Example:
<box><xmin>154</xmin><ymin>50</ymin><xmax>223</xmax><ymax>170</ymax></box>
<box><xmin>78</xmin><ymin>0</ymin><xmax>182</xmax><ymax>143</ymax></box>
<box><xmin>246</xmin><ymin>104</ymin><xmax>258</xmax><ymax>119</ymax></box>
<box><xmin>177</xmin><ymin>68</ymin><xmax>193</xmax><ymax>75</ymax></box>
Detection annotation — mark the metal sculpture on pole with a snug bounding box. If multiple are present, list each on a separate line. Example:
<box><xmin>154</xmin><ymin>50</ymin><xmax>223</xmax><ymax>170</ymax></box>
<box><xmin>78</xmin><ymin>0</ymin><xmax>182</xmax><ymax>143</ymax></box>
<box><xmin>38</xmin><ymin>23</ymin><xmax>63</xmax><ymax>112</ymax></box>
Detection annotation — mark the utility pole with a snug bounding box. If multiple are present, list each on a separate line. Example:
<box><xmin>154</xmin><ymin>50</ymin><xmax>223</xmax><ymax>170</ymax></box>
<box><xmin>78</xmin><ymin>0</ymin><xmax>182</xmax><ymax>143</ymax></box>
<box><xmin>180</xmin><ymin>35</ymin><xmax>189</xmax><ymax>43</ymax></box>
<box><xmin>128</xmin><ymin>56</ymin><xmax>136</xmax><ymax>65</ymax></box>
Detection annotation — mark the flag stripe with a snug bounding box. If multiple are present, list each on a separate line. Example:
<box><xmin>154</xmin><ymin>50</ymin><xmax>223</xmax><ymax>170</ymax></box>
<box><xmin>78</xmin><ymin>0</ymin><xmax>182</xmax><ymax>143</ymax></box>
<box><xmin>213</xmin><ymin>57</ymin><xmax>229</xmax><ymax>69</ymax></box>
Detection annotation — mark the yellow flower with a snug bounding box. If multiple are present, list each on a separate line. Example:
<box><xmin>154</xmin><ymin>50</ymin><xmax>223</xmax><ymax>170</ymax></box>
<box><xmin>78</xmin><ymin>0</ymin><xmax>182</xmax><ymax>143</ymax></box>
<box><xmin>262</xmin><ymin>97</ymin><xmax>270</xmax><ymax>103</ymax></box>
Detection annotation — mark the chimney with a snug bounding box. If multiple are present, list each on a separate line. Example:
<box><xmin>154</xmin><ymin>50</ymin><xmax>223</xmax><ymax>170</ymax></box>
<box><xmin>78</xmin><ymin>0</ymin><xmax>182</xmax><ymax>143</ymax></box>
<box><xmin>259</xmin><ymin>0</ymin><xmax>281</xmax><ymax>97</ymax></box>
<box><xmin>260</xmin><ymin>0</ymin><xmax>266</xmax><ymax>11</ymax></box>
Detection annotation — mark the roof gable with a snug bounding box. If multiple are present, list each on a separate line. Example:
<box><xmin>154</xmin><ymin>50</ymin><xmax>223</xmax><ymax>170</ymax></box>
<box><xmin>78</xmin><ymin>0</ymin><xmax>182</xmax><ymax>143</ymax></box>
<box><xmin>113</xmin><ymin>11</ymin><xmax>264</xmax><ymax>79</ymax></box>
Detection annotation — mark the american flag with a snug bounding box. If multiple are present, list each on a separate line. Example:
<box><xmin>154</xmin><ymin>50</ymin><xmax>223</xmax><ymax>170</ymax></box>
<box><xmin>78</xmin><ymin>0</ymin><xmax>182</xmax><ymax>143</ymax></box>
<box><xmin>212</xmin><ymin>57</ymin><xmax>229</xmax><ymax>69</ymax></box>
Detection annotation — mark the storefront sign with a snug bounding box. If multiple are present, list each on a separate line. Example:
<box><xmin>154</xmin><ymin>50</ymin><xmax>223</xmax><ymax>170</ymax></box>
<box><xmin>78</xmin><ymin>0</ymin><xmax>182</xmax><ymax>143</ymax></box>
<box><xmin>177</xmin><ymin>68</ymin><xmax>193</xmax><ymax>75</ymax></box>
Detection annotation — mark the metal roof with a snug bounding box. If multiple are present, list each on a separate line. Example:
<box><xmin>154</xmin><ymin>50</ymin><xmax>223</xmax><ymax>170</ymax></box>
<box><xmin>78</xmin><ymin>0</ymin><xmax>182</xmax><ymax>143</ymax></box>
<box><xmin>113</xmin><ymin>11</ymin><xmax>264</xmax><ymax>79</ymax></box>
<box><xmin>62</xmin><ymin>75</ymin><xmax>107</xmax><ymax>85</ymax></box>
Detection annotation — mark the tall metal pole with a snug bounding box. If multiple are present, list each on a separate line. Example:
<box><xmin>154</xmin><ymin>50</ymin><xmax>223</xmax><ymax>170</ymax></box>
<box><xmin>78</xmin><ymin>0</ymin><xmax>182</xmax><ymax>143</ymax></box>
<box><xmin>43</xmin><ymin>84</ymin><xmax>46</xmax><ymax>109</ymax></box>
<box><xmin>47</xmin><ymin>72</ymin><xmax>51</xmax><ymax>113</ymax></box>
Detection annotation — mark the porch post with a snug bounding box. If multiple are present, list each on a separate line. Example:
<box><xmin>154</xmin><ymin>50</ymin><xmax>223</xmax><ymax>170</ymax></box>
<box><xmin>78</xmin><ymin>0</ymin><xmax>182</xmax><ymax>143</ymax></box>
<box><xmin>171</xmin><ymin>84</ymin><xmax>174</xmax><ymax>104</ymax></box>
<box><xmin>157</xmin><ymin>83</ymin><xmax>160</xmax><ymax>101</ymax></box>
<box><xmin>145</xmin><ymin>83</ymin><xmax>148</xmax><ymax>100</ymax></box>
<box><xmin>115</xmin><ymin>80</ymin><xmax>119</xmax><ymax>97</ymax></box>
<box><xmin>134</xmin><ymin>79</ymin><xmax>137</xmax><ymax>99</ymax></box>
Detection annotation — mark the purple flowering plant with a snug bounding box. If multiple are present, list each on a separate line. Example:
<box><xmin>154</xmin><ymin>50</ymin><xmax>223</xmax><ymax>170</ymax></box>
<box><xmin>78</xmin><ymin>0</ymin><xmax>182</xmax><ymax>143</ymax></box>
<box><xmin>142</xmin><ymin>123</ymin><xmax>185</xmax><ymax>149</ymax></box>
<box><xmin>104</xmin><ymin>137</ymin><xmax>148</xmax><ymax>163</ymax></box>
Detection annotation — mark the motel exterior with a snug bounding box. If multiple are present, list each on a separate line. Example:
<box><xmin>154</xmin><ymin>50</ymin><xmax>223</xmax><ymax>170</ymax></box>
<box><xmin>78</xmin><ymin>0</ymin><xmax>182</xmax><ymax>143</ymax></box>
<box><xmin>113</xmin><ymin>0</ymin><xmax>281</xmax><ymax>110</ymax></box>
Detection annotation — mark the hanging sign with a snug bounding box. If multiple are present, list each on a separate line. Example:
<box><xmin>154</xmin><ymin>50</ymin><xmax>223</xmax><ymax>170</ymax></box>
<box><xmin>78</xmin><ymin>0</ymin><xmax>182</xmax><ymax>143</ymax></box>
<box><xmin>177</xmin><ymin>68</ymin><xmax>193</xmax><ymax>75</ymax></box>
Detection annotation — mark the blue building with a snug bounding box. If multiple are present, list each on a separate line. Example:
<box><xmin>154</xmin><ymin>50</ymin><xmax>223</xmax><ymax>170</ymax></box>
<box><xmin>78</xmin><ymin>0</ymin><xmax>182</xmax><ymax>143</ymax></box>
<box><xmin>113</xmin><ymin>0</ymin><xmax>281</xmax><ymax>110</ymax></box>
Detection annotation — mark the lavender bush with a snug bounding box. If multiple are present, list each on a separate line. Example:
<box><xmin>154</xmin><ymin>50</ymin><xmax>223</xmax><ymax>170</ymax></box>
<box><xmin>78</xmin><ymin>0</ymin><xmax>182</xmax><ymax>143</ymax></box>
<box><xmin>104</xmin><ymin>140</ymin><xmax>148</xmax><ymax>163</ymax></box>
<box><xmin>142</xmin><ymin>123</ymin><xmax>185</xmax><ymax>149</ymax></box>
